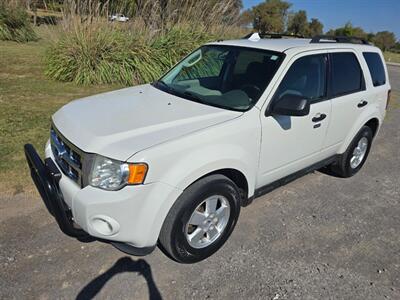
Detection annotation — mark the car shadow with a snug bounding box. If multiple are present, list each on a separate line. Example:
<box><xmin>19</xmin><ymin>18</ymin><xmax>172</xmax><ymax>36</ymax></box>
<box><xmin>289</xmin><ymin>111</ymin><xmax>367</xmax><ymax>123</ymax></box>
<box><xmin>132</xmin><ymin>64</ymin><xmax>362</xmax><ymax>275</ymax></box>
<box><xmin>76</xmin><ymin>256</ymin><xmax>162</xmax><ymax>300</ymax></box>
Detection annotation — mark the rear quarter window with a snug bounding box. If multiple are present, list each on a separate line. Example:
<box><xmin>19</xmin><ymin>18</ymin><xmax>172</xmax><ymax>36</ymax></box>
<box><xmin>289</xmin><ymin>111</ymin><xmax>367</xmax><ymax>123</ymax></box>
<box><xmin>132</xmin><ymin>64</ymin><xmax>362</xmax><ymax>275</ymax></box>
<box><xmin>330</xmin><ymin>52</ymin><xmax>364</xmax><ymax>97</ymax></box>
<box><xmin>363</xmin><ymin>52</ymin><xmax>386</xmax><ymax>86</ymax></box>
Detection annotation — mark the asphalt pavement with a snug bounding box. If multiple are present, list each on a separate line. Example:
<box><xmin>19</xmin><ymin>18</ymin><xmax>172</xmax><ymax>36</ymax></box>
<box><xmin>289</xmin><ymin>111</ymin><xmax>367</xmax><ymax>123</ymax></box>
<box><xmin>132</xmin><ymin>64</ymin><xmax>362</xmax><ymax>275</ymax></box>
<box><xmin>1</xmin><ymin>66</ymin><xmax>399</xmax><ymax>300</ymax></box>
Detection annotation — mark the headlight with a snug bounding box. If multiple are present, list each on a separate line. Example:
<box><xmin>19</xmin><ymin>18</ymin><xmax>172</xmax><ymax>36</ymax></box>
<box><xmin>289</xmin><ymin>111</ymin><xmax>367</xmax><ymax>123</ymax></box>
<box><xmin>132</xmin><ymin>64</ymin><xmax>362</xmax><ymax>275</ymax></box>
<box><xmin>88</xmin><ymin>155</ymin><xmax>148</xmax><ymax>191</ymax></box>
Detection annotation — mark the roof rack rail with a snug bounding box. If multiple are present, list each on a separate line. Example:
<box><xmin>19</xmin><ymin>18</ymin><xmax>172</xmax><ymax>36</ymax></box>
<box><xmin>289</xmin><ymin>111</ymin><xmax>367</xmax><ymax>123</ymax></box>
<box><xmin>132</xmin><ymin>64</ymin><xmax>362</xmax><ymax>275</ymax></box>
<box><xmin>310</xmin><ymin>35</ymin><xmax>370</xmax><ymax>45</ymax></box>
<box><xmin>243</xmin><ymin>32</ymin><xmax>305</xmax><ymax>40</ymax></box>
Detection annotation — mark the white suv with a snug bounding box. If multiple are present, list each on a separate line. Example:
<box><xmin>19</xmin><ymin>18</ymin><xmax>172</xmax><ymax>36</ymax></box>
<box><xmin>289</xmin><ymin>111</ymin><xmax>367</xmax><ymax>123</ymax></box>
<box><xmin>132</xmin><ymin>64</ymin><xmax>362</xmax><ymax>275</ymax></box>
<box><xmin>25</xmin><ymin>34</ymin><xmax>391</xmax><ymax>263</ymax></box>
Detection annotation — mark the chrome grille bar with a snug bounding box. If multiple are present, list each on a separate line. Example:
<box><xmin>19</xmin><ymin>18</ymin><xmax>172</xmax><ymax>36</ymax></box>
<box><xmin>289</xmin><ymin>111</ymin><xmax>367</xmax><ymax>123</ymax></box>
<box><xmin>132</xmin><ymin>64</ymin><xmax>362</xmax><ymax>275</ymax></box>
<box><xmin>50</xmin><ymin>126</ymin><xmax>83</xmax><ymax>186</ymax></box>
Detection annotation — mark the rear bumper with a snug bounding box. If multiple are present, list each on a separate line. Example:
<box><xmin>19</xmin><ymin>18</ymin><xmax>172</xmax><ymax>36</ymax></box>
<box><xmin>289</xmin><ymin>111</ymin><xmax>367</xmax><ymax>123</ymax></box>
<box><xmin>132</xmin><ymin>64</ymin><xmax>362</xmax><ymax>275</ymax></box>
<box><xmin>24</xmin><ymin>144</ymin><xmax>165</xmax><ymax>256</ymax></box>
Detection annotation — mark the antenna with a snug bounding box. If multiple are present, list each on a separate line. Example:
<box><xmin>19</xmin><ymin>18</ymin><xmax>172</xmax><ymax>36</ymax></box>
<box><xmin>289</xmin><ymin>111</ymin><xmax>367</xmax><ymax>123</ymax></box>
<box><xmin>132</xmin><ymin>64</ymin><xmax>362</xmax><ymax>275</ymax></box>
<box><xmin>248</xmin><ymin>32</ymin><xmax>261</xmax><ymax>42</ymax></box>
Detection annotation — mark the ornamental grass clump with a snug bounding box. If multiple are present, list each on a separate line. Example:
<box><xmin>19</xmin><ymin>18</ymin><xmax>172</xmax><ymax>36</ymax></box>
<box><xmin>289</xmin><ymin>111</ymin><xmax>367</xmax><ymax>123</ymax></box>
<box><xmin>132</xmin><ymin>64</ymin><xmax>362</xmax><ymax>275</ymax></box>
<box><xmin>45</xmin><ymin>23</ymin><xmax>219</xmax><ymax>85</ymax></box>
<box><xmin>0</xmin><ymin>1</ymin><xmax>38</xmax><ymax>42</ymax></box>
<box><xmin>45</xmin><ymin>22</ymin><xmax>151</xmax><ymax>85</ymax></box>
<box><xmin>44</xmin><ymin>0</ymin><xmax>244</xmax><ymax>86</ymax></box>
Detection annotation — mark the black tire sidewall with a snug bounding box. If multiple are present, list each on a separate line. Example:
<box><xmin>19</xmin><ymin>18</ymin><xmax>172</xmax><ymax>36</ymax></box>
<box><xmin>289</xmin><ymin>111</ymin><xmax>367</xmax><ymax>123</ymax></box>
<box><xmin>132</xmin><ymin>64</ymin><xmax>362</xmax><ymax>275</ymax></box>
<box><xmin>167</xmin><ymin>176</ymin><xmax>241</xmax><ymax>263</ymax></box>
<box><xmin>344</xmin><ymin>126</ymin><xmax>373</xmax><ymax>177</ymax></box>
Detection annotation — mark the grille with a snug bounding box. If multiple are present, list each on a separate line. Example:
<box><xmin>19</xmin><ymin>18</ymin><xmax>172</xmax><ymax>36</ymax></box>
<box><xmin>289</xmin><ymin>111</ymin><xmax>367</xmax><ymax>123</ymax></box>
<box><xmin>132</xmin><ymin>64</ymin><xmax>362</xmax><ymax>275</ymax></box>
<box><xmin>50</xmin><ymin>126</ymin><xmax>83</xmax><ymax>186</ymax></box>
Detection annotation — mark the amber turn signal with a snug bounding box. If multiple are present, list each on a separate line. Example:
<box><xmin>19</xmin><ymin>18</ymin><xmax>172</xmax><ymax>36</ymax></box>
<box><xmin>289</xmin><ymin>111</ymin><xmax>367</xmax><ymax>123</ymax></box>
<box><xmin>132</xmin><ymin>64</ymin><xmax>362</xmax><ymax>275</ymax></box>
<box><xmin>128</xmin><ymin>163</ymin><xmax>148</xmax><ymax>184</ymax></box>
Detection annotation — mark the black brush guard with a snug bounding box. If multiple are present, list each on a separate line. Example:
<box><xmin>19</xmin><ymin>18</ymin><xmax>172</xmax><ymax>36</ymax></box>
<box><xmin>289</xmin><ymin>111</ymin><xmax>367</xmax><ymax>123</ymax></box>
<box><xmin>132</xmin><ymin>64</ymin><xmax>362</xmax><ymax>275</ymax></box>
<box><xmin>24</xmin><ymin>144</ymin><xmax>89</xmax><ymax>238</ymax></box>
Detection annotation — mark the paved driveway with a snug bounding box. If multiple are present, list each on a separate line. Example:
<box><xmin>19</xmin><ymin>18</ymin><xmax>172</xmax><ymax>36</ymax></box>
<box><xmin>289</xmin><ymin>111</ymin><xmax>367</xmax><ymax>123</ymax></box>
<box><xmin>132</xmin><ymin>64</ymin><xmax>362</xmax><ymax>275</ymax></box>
<box><xmin>1</xmin><ymin>67</ymin><xmax>399</xmax><ymax>300</ymax></box>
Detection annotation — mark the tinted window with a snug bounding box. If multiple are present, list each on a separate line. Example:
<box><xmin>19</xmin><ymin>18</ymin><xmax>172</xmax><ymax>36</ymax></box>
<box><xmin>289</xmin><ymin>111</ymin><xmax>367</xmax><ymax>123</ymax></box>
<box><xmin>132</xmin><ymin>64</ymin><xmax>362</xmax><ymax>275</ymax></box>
<box><xmin>233</xmin><ymin>50</ymin><xmax>274</xmax><ymax>74</ymax></box>
<box><xmin>363</xmin><ymin>52</ymin><xmax>386</xmax><ymax>86</ymax></box>
<box><xmin>275</xmin><ymin>54</ymin><xmax>327</xmax><ymax>101</ymax></box>
<box><xmin>331</xmin><ymin>52</ymin><xmax>364</xmax><ymax>96</ymax></box>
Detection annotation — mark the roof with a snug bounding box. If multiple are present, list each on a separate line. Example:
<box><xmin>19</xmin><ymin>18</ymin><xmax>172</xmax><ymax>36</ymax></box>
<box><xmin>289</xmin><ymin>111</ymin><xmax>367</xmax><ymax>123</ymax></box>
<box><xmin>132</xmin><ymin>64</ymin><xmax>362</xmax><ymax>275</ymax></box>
<box><xmin>209</xmin><ymin>38</ymin><xmax>378</xmax><ymax>53</ymax></box>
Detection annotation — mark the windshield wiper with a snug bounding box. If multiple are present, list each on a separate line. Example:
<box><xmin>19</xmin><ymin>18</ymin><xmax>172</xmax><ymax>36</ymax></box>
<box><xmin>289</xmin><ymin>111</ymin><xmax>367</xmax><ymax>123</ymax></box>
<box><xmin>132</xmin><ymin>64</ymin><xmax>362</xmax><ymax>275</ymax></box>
<box><xmin>154</xmin><ymin>80</ymin><xmax>205</xmax><ymax>105</ymax></box>
<box><xmin>154</xmin><ymin>80</ymin><xmax>171</xmax><ymax>91</ymax></box>
<box><xmin>182</xmin><ymin>91</ymin><xmax>205</xmax><ymax>104</ymax></box>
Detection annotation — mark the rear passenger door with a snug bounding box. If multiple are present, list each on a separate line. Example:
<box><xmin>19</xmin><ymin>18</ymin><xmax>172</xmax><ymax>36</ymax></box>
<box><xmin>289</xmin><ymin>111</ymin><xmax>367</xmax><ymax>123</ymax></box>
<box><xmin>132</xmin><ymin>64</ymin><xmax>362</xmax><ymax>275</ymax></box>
<box><xmin>323</xmin><ymin>50</ymin><xmax>367</xmax><ymax>150</ymax></box>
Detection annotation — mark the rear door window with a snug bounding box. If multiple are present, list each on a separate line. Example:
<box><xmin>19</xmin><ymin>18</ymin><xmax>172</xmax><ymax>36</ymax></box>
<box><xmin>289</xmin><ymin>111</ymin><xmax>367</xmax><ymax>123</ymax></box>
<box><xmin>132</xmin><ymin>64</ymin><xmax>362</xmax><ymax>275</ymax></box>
<box><xmin>330</xmin><ymin>52</ymin><xmax>364</xmax><ymax>97</ymax></box>
<box><xmin>363</xmin><ymin>52</ymin><xmax>386</xmax><ymax>86</ymax></box>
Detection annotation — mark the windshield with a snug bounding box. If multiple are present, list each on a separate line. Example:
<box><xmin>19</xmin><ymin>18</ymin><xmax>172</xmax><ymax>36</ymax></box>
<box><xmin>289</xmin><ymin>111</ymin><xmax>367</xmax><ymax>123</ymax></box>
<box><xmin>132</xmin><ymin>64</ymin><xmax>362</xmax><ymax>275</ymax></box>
<box><xmin>153</xmin><ymin>45</ymin><xmax>284</xmax><ymax>111</ymax></box>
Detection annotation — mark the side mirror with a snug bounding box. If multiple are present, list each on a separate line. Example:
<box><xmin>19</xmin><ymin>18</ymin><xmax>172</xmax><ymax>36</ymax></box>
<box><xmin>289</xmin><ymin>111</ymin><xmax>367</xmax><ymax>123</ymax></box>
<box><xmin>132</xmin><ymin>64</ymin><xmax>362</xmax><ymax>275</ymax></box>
<box><xmin>270</xmin><ymin>93</ymin><xmax>310</xmax><ymax>116</ymax></box>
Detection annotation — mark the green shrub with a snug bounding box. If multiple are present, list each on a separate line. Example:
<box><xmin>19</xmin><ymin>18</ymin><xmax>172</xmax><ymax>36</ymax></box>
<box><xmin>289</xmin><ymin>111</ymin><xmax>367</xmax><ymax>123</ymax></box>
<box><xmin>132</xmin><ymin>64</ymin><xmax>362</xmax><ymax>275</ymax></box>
<box><xmin>0</xmin><ymin>1</ymin><xmax>38</xmax><ymax>42</ymax></box>
<box><xmin>45</xmin><ymin>23</ymin><xmax>224</xmax><ymax>86</ymax></box>
<box><xmin>46</xmin><ymin>23</ymin><xmax>161</xmax><ymax>85</ymax></box>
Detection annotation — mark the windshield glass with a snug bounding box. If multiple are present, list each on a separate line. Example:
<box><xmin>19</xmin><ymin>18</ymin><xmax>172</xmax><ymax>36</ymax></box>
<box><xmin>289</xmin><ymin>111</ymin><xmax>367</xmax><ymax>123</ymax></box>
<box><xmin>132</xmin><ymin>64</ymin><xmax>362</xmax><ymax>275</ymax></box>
<box><xmin>153</xmin><ymin>45</ymin><xmax>284</xmax><ymax>111</ymax></box>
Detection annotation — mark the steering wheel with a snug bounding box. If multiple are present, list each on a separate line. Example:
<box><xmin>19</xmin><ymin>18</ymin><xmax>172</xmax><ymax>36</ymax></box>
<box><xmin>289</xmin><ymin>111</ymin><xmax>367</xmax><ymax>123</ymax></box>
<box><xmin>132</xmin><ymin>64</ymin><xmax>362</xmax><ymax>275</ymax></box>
<box><xmin>240</xmin><ymin>84</ymin><xmax>261</xmax><ymax>102</ymax></box>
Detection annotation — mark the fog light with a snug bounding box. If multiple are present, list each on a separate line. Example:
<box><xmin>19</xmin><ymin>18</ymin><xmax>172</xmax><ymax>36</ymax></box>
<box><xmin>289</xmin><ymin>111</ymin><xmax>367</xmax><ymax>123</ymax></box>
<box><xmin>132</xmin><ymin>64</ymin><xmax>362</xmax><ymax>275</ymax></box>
<box><xmin>90</xmin><ymin>215</ymin><xmax>120</xmax><ymax>236</ymax></box>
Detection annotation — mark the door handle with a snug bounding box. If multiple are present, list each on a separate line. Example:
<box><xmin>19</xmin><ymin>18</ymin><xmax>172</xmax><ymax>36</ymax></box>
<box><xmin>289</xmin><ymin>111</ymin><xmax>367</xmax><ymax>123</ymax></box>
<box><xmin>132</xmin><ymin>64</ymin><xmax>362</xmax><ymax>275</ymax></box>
<box><xmin>312</xmin><ymin>113</ymin><xmax>327</xmax><ymax>123</ymax></box>
<box><xmin>357</xmin><ymin>100</ymin><xmax>368</xmax><ymax>108</ymax></box>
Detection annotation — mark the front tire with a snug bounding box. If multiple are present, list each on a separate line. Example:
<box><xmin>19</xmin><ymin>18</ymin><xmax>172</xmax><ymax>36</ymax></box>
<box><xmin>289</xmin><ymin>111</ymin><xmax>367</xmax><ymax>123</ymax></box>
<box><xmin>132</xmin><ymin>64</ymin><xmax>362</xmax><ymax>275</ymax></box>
<box><xmin>330</xmin><ymin>126</ymin><xmax>373</xmax><ymax>178</ymax></box>
<box><xmin>158</xmin><ymin>174</ymin><xmax>241</xmax><ymax>263</ymax></box>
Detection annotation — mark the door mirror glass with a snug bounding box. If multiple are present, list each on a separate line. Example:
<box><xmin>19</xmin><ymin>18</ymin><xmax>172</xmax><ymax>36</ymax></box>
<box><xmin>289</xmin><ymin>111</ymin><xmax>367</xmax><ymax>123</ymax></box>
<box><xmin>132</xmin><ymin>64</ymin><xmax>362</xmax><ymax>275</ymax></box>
<box><xmin>271</xmin><ymin>93</ymin><xmax>310</xmax><ymax>116</ymax></box>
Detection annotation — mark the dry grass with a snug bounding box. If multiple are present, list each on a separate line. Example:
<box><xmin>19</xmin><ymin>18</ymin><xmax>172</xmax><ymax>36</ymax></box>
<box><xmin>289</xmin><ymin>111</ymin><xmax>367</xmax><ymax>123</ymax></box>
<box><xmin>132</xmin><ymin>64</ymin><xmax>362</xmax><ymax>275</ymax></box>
<box><xmin>384</xmin><ymin>52</ymin><xmax>400</xmax><ymax>64</ymax></box>
<box><xmin>0</xmin><ymin>36</ymin><xmax>120</xmax><ymax>194</ymax></box>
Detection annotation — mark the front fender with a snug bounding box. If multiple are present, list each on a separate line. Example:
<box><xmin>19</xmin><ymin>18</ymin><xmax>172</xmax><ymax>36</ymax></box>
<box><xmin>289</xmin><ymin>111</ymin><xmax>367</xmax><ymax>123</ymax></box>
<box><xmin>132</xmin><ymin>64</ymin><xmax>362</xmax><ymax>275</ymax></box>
<box><xmin>160</xmin><ymin>144</ymin><xmax>255</xmax><ymax>195</ymax></box>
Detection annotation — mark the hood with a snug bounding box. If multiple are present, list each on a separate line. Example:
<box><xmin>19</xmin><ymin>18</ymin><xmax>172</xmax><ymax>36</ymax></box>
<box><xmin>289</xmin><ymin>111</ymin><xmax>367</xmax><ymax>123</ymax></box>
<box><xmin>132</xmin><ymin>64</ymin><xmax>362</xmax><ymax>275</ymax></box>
<box><xmin>52</xmin><ymin>84</ymin><xmax>241</xmax><ymax>161</ymax></box>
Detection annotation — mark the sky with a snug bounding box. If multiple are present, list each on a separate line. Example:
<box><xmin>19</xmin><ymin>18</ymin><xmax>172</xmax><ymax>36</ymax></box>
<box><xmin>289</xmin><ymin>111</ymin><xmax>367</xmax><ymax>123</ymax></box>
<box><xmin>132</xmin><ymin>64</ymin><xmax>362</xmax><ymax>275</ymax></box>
<box><xmin>242</xmin><ymin>0</ymin><xmax>400</xmax><ymax>40</ymax></box>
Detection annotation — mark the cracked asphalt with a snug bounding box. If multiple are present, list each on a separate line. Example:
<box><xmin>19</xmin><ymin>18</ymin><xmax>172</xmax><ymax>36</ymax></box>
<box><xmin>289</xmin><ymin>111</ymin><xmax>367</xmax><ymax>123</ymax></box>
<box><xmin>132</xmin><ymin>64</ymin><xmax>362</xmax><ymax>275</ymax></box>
<box><xmin>1</xmin><ymin>66</ymin><xmax>399</xmax><ymax>300</ymax></box>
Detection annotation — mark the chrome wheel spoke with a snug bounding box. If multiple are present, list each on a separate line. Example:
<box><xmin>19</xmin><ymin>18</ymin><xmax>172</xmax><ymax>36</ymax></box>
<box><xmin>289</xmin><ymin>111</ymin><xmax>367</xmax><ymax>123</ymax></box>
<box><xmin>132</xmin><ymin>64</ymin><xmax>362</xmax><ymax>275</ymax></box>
<box><xmin>188</xmin><ymin>227</ymin><xmax>204</xmax><ymax>244</ymax></box>
<box><xmin>188</xmin><ymin>210</ymin><xmax>207</xmax><ymax>226</ymax></box>
<box><xmin>205</xmin><ymin>197</ymin><xmax>218</xmax><ymax>214</ymax></box>
<box><xmin>216</xmin><ymin>205</ymin><xmax>229</xmax><ymax>221</ymax></box>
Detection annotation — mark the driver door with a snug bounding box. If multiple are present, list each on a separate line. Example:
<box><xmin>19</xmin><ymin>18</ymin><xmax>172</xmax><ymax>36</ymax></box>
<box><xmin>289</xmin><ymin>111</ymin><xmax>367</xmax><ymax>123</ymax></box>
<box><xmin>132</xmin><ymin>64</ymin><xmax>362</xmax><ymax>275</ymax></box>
<box><xmin>257</xmin><ymin>51</ymin><xmax>331</xmax><ymax>187</ymax></box>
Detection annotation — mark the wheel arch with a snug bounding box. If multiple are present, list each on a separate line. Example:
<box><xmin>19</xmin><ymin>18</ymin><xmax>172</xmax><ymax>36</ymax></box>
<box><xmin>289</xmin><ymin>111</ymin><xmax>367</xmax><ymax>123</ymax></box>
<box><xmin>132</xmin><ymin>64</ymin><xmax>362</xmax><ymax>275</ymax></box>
<box><xmin>192</xmin><ymin>168</ymin><xmax>250</xmax><ymax>206</ymax></box>
<box><xmin>364</xmin><ymin>118</ymin><xmax>380</xmax><ymax>138</ymax></box>
<box><xmin>339</xmin><ymin>113</ymin><xmax>382</xmax><ymax>154</ymax></box>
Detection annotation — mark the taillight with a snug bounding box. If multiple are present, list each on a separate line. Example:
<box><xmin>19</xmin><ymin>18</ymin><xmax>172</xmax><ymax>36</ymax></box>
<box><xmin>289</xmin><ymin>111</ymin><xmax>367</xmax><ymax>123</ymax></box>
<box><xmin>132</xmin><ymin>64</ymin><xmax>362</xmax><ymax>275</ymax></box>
<box><xmin>386</xmin><ymin>90</ymin><xmax>391</xmax><ymax>110</ymax></box>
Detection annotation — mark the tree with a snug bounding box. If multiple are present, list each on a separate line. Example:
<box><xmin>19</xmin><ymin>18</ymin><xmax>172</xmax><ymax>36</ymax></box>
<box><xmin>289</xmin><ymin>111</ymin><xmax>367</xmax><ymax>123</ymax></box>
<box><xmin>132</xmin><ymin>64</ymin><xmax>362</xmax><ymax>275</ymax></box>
<box><xmin>373</xmin><ymin>31</ymin><xmax>396</xmax><ymax>51</ymax></box>
<box><xmin>244</xmin><ymin>0</ymin><xmax>291</xmax><ymax>33</ymax></box>
<box><xmin>367</xmin><ymin>32</ymin><xmax>375</xmax><ymax>42</ymax></box>
<box><xmin>239</xmin><ymin>9</ymin><xmax>253</xmax><ymax>26</ymax></box>
<box><xmin>287</xmin><ymin>10</ymin><xmax>308</xmax><ymax>36</ymax></box>
<box><xmin>329</xmin><ymin>22</ymin><xmax>367</xmax><ymax>39</ymax></box>
<box><xmin>308</xmin><ymin>18</ymin><xmax>323</xmax><ymax>36</ymax></box>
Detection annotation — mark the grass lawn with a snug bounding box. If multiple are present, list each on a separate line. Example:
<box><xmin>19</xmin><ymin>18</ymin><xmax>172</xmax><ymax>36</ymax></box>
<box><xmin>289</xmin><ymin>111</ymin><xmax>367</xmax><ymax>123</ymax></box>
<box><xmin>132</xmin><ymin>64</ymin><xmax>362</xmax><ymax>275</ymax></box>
<box><xmin>0</xmin><ymin>37</ymin><xmax>120</xmax><ymax>194</ymax></box>
<box><xmin>384</xmin><ymin>51</ymin><xmax>400</xmax><ymax>64</ymax></box>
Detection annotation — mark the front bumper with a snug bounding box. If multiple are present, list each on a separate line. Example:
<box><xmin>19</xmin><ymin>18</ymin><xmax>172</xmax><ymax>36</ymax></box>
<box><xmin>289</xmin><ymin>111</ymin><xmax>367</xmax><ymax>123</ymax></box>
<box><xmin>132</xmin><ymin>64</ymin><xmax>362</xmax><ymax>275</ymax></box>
<box><xmin>25</xmin><ymin>144</ymin><xmax>181</xmax><ymax>256</ymax></box>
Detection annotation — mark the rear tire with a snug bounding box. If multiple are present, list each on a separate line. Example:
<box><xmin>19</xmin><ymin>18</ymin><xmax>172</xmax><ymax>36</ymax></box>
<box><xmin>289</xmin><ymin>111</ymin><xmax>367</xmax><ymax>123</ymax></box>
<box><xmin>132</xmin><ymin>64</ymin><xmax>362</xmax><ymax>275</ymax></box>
<box><xmin>330</xmin><ymin>126</ymin><xmax>373</xmax><ymax>178</ymax></box>
<box><xmin>158</xmin><ymin>174</ymin><xmax>241</xmax><ymax>263</ymax></box>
